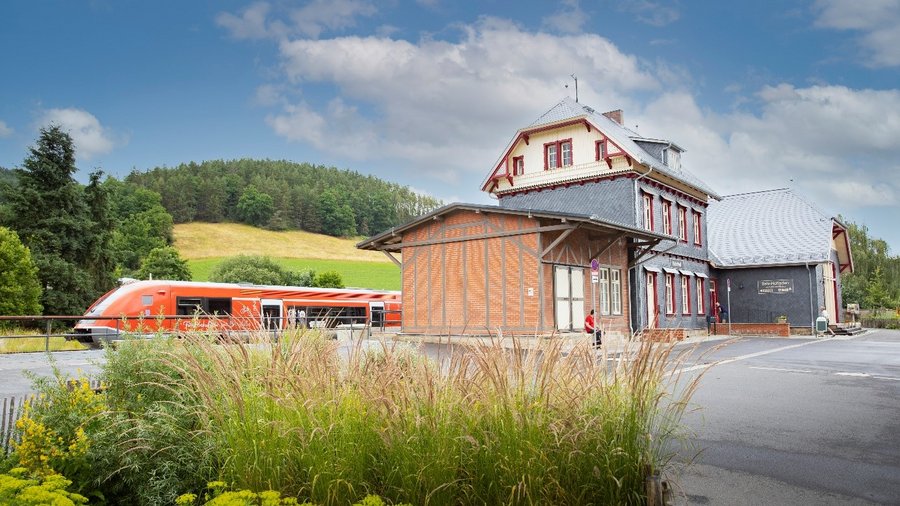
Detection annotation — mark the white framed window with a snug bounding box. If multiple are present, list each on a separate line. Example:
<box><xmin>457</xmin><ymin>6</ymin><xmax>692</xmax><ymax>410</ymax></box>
<box><xmin>546</xmin><ymin>144</ymin><xmax>558</xmax><ymax>169</ymax></box>
<box><xmin>693</xmin><ymin>211</ymin><xmax>702</xmax><ymax>245</ymax></box>
<box><xmin>696</xmin><ymin>278</ymin><xmax>705</xmax><ymax>315</ymax></box>
<box><xmin>681</xmin><ymin>276</ymin><xmax>691</xmax><ymax>314</ymax></box>
<box><xmin>678</xmin><ymin>207</ymin><xmax>687</xmax><ymax>241</ymax></box>
<box><xmin>513</xmin><ymin>156</ymin><xmax>524</xmax><ymax>176</ymax></box>
<box><xmin>642</xmin><ymin>193</ymin><xmax>654</xmax><ymax>231</ymax></box>
<box><xmin>611</xmin><ymin>269</ymin><xmax>622</xmax><ymax>315</ymax></box>
<box><xmin>665</xmin><ymin>273</ymin><xmax>675</xmax><ymax>315</ymax></box>
<box><xmin>599</xmin><ymin>268</ymin><xmax>610</xmax><ymax>315</ymax></box>
<box><xmin>544</xmin><ymin>139</ymin><xmax>573</xmax><ymax>169</ymax></box>
<box><xmin>561</xmin><ymin>140</ymin><xmax>573</xmax><ymax>166</ymax></box>
<box><xmin>662</xmin><ymin>199</ymin><xmax>672</xmax><ymax>235</ymax></box>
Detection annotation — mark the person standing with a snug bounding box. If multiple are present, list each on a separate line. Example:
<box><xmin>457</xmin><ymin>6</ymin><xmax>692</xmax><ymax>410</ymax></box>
<box><xmin>585</xmin><ymin>309</ymin><xmax>602</xmax><ymax>347</ymax></box>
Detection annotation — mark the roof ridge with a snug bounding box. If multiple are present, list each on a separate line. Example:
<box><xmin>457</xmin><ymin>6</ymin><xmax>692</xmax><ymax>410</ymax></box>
<box><xmin>722</xmin><ymin>187</ymin><xmax>790</xmax><ymax>198</ymax></box>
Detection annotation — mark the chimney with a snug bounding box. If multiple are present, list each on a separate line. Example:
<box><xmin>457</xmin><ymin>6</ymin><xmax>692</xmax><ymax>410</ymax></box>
<box><xmin>602</xmin><ymin>109</ymin><xmax>623</xmax><ymax>126</ymax></box>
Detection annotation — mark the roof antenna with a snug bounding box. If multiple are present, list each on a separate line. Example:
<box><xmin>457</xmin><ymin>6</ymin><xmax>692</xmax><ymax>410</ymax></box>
<box><xmin>570</xmin><ymin>73</ymin><xmax>579</xmax><ymax>102</ymax></box>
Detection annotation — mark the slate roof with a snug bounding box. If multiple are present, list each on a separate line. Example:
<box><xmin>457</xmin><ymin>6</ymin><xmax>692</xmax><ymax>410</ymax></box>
<box><xmin>485</xmin><ymin>97</ymin><xmax>720</xmax><ymax>199</ymax></box>
<box><xmin>707</xmin><ymin>188</ymin><xmax>836</xmax><ymax>267</ymax></box>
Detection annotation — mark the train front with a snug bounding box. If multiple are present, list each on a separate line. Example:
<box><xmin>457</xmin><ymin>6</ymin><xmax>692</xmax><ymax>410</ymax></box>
<box><xmin>74</xmin><ymin>280</ymin><xmax>162</xmax><ymax>344</ymax></box>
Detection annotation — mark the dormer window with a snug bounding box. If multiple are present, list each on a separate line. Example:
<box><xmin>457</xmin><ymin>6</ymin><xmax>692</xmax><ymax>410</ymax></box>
<box><xmin>663</xmin><ymin>148</ymin><xmax>681</xmax><ymax>171</ymax></box>
<box><xmin>544</xmin><ymin>139</ymin><xmax>573</xmax><ymax>169</ymax></box>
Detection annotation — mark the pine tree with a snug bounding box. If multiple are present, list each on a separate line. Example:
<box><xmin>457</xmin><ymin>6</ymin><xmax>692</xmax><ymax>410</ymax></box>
<box><xmin>3</xmin><ymin>126</ymin><xmax>115</xmax><ymax>315</ymax></box>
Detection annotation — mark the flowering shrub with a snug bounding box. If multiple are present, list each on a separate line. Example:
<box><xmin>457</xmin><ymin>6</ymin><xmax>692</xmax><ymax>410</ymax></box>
<box><xmin>175</xmin><ymin>482</ymin><xmax>411</xmax><ymax>506</ymax></box>
<box><xmin>14</xmin><ymin>378</ymin><xmax>103</xmax><ymax>478</ymax></box>
<box><xmin>13</xmin><ymin>375</ymin><xmax>106</xmax><ymax>502</ymax></box>
<box><xmin>0</xmin><ymin>467</ymin><xmax>88</xmax><ymax>505</ymax></box>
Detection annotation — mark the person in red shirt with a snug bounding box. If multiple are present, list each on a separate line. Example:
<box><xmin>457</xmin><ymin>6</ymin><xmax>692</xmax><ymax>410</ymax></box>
<box><xmin>585</xmin><ymin>309</ymin><xmax>602</xmax><ymax>347</ymax></box>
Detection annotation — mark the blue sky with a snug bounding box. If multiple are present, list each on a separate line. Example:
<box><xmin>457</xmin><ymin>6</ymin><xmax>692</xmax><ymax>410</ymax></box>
<box><xmin>2</xmin><ymin>0</ymin><xmax>899</xmax><ymax>252</ymax></box>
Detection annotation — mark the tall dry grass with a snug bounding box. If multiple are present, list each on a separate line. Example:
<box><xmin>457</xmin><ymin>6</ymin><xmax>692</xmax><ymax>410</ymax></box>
<box><xmin>142</xmin><ymin>327</ymin><xmax>703</xmax><ymax>505</ymax></box>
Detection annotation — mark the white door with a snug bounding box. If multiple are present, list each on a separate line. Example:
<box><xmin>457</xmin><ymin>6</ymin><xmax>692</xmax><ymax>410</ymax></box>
<box><xmin>823</xmin><ymin>262</ymin><xmax>837</xmax><ymax>323</ymax></box>
<box><xmin>646</xmin><ymin>272</ymin><xmax>657</xmax><ymax>328</ymax></box>
<box><xmin>571</xmin><ymin>268</ymin><xmax>585</xmax><ymax>327</ymax></box>
<box><xmin>555</xmin><ymin>266</ymin><xmax>571</xmax><ymax>330</ymax></box>
<box><xmin>555</xmin><ymin>266</ymin><xmax>586</xmax><ymax>331</ymax></box>
<box><xmin>261</xmin><ymin>298</ymin><xmax>282</xmax><ymax>330</ymax></box>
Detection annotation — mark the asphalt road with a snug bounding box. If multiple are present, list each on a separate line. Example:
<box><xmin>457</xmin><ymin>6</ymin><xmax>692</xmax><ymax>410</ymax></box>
<box><xmin>0</xmin><ymin>349</ymin><xmax>105</xmax><ymax>398</ymax></box>
<box><xmin>672</xmin><ymin>329</ymin><xmax>900</xmax><ymax>505</ymax></box>
<box><xmin>2</xmin><ymin>331</ymin><xmax>898</xmax><ymax>504</ymax></box>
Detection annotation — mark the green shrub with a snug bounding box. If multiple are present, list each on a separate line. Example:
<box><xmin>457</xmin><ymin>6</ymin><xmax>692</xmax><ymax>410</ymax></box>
<box><xmin>89</xmin><ymin>335</ymin><xmax>215</xmax><ymax>505</ymax></box>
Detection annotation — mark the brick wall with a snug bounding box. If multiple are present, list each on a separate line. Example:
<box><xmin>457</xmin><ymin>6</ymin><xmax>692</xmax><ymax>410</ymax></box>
<box><xmin>710</xmin><ymin>322</ymin><xmax>790</xmax><ymax>337</ymax></box>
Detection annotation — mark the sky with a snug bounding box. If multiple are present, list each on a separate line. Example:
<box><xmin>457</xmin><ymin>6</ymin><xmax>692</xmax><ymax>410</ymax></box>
<box><xmin>1</xmin><ymin>0</ymin><xmax>899</xmax><ymax>252</ymax></box>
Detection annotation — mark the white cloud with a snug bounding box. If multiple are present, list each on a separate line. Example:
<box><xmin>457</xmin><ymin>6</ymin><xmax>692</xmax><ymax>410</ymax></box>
<box><xmin>634</xmin><ymin>84</ymin><xmax>900</xmax><ymax>209</ymax></box>
<box><xmin>616</xmin><ymin>0</ymin><xmax>680</xmax><ymax>27</ymax></box>
<box><xmin>814</xmin><ymin>0</ymin><xmax>900</xmax><ymax>67</ymax></box>
<box><xmin>267</xmin><ymin>17</ymin><xmax>658</xmax><ymax>180</ymax></box>
<box><xmin>217</xmin><ymin>0</ymin><xmax>376</xmax><ymax>40</ymax></box>
<box><xmin>291</xmin><ymin>0</ymin><xmax>377</xmax><ymax>38</ymax></box>
<box><xmin>542</xmin><ymin>0</ymin><xmax>588</xmax><ymax>34</ymax></box>
<box><xmin>39</xmin><ymin>108</ymin><xmax>117</xmax><ymax>160</ymax></box>
<box><xmin>0</xmin><ymin>120</ymin><xmax>12</xmax><ymax>138</ymax></box>
<box><xmin>216</xmin><ymin>1</ymin><xmax>278</xmax><ymax>40</ymax></box>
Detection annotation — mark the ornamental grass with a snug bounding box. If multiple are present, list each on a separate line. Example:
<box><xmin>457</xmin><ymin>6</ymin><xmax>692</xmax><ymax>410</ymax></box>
<box><xmin>126</xmin><ymin>325</ymin><xmax>703</xmax><ymax>506</ymax></box>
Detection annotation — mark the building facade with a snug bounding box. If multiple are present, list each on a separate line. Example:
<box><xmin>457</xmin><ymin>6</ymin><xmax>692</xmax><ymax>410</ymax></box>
<box><xmin>359</xmin><ymin>97</ymin><xmax>853</xmax><ymax>337</ymax></box>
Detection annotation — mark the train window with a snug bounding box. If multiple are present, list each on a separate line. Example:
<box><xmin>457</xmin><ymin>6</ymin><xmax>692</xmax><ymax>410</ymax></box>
<box><xmin>176</xmin><ymin>297</ymin><xmax>203</xmax><ymax>316</ymax></box>
<box><xmin>142</xmin><ymin>295</ymin><xmax>153</xmax><ymax>306</ymax></box>
<box><xmin>207</xmin><ymin>298</ymin><xmax>232</xmax><ymax>315</ymax></box>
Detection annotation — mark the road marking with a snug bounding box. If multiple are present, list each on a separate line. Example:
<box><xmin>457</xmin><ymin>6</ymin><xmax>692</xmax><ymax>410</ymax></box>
<box><xmin>749</xmin><ymin>366</ymin><xmax>813</xmax><ymax>374</ymax></box>
<box><xmin>672</xmin><ymin>337</ymin><xmax>838</xmax><ymax>375</ymax></box>
<box><xmin>833</xmin><ymin>372</ymin><xmax>900</xmax><ymax>381</ymax></box>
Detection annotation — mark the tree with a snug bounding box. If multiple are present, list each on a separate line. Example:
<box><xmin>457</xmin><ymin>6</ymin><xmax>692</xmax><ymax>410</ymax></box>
<box><xmin>236</xmin><ymin>186</ymin><xmax>274</xmax><ymax>227</ymax></box>
<box><xmin>136</xmin><ymin>247</ymin><xmax>191</xmax><ymax>281</ymax></box>
<box><xmin>0</xmin><ymin>227</ymin><xmax>42</xmax><ymax>316</ymax></box>
<box><xmin>209</xmin><ymin>255</ymin><xmax>294</xmax><ymax>285</ymax></box>
<box><xmin>318</xmin><ymin>190</ymin><xmax>356</xmax><ymax>237</ymax></box>
<box><xmin>864</xmin><ymin>266</ymin><xmax>895</xmax><ymax>315</ymax></box>
<box><xmin>313</xmin><ymin>270</ymin><xmax>344</xmax><ymax>289</ymax></box>
<box><xmin>2</xmin><ymin>126</ymin><xmax>114</xmax><ymax>315</ymax></box>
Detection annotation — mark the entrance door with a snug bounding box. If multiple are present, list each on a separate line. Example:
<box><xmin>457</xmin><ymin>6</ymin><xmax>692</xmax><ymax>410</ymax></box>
<box><xmin>261</xmin><ymin>299</ymin><xmax>282</xmax><ymax>331</ymax></box>
<box><xmin>823</xmin><ymin>262</ymin><xmax>838</xmax><ymax>323</ymax></box>
<box><xmin>555</xmin><ymin>266</ymin><xmax>585</xmax><ymax>331</ymax></box>
<box><xmin>646</xmin><ymin>272</ymin><xmax>658</xmax><ymax>328</ymax></box>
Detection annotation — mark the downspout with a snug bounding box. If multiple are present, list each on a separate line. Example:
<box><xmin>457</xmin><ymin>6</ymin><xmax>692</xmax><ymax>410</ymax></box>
<box><xmin>806</xmin><ymin>262</ymin><xmax>815</xmax><ymax>329</ymax></box>
<box><xmin>630</xmin><ymin>162</ymin><xmax>655</xmax><ymax>336</ymax></box>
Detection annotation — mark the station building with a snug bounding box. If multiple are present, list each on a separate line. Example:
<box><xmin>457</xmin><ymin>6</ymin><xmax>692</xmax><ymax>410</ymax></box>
<box><xmin>358</xmin><ymin>97</ymin><xmax>853</xmax><ymax>338</ymax></box>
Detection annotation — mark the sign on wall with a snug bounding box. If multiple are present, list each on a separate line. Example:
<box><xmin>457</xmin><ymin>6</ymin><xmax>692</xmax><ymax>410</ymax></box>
<box><xmin>758</xmin><ymin>279</ymin><xmax>794</xmax><ymax>294</ymax></box>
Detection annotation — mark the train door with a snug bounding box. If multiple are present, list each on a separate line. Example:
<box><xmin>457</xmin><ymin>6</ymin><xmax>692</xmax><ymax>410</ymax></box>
<box><xmin>369</xmin><ymin>301</ymin><xmax>384</xmax><ymax>328</ymax></box>
<box><xmin>261</xmin><ymin>299</ymin><xmax>283</xmax><ymax>331</ymax></box>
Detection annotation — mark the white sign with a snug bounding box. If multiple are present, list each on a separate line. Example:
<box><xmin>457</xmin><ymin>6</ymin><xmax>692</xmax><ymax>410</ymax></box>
<box><xmin>591</xmin><ymin>274</ymin><xmax>599</xmax><ymax>284</ymax></box>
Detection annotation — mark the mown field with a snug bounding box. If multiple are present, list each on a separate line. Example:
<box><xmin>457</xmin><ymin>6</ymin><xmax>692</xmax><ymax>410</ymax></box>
<box><xmin>175</xmin><ymin>223</ymin><xmax>401</xmax><ymax>290</ymax></box>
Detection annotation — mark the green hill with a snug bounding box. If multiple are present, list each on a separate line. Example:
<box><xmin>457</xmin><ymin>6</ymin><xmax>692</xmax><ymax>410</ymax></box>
<box><xmin>175</xmin><ymin>223</ymin><xmax>400</xmax><ymax>290</ymax></box>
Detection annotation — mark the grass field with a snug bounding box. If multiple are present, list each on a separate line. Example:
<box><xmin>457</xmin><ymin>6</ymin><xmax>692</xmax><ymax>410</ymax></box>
<box><xmin>188</xmin><ymin>257</ymin><xmax>400</xmax><ymax>290</ymax></box>
<box><xmin>176</xmin><ymin>223</ymin><xmax>400</xmax><ymax>290</ymax></box>
<box><xmin>0</xmin><ymin>336</ymin><xmax>87</xmax><ymax>353</ymax></box>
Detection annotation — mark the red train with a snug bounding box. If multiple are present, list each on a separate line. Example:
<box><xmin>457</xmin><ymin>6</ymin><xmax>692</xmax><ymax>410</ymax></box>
<box><xmin>74</xmin><ymin>280</ymin><xmax>401</xmax><ymax>344</ymax></box>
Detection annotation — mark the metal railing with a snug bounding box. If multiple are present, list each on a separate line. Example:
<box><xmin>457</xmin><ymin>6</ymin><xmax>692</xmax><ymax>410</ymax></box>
<box><xmin>1</xmin><ymin>311</ymin><xmax>402</xmax><ymax>349</ymax></box>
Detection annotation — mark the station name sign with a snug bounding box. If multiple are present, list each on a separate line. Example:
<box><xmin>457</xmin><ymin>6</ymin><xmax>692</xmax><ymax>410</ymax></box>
<box><xmin>758</xmin><ymin>279</ymin><xmax>794</xmax><ymax>294</ymax></box>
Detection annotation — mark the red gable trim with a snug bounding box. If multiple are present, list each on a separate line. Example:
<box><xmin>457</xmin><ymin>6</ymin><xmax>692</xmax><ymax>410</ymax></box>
<box><xmin>482</xmin><ymin>118</ymin><xmax>591</xmax><ymax>192</ymax></box>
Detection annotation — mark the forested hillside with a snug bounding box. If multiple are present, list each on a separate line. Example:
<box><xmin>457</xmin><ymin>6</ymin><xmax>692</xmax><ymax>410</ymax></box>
<box><xmin>124</xmin><ymin>159</ymin><xmax>442</xmax><ymax>237</ymax></box>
